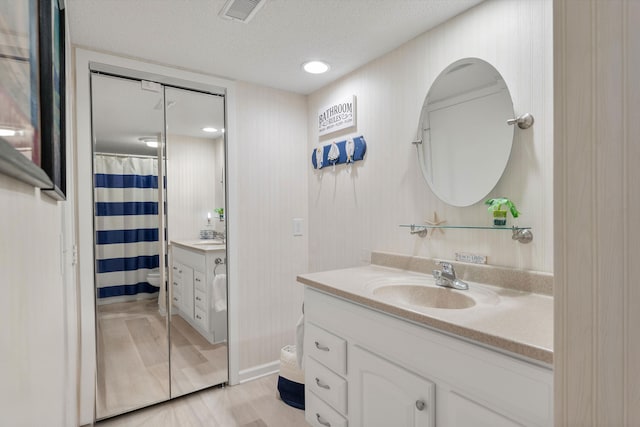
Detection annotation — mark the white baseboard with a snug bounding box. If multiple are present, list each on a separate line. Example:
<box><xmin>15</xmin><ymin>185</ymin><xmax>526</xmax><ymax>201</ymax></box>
<box><xmin>238</xmin><ymin>360</ymin><xmax>280</xmax><ymax>384</ymax></box>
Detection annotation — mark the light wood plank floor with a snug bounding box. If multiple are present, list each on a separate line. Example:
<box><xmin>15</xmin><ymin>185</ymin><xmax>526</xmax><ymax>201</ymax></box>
<box><xmin>96</xmin><ymin>299</ymin><xmax>228</xmax><ymax>419</ymax></box>
<box><xmin>95</xmin><ymin>374</ymin><xmax>308</xmax><ymax>427</ymax></box>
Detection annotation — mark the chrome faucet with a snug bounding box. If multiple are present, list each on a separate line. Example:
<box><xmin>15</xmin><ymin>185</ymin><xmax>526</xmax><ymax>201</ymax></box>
<box><xmin>433</xmin><ymin>261</ymin><xmax>469</xmax><ymax>290</ymax></box>
<box><xmin>212</xmin><ymin>230</ymin><xmax>226</xmax><ymax>244</ymax></box>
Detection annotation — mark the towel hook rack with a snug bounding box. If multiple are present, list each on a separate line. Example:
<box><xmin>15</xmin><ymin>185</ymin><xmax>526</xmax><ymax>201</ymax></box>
<box><xmin>214</xmin><ymin>257</ymin><xmax>226</xmax><ymax>276</ymax></box>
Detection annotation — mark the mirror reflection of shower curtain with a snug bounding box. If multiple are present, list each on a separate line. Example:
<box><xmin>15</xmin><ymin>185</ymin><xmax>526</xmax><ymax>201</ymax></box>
<box><xmin>94</xmin><ymin>155</ymin><xmax>160</xmax><ymax>300</ymax></box>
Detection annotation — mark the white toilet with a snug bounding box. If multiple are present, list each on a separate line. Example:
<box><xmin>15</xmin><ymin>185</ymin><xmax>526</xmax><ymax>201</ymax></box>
<box><xmin>147</xmin><ymin>269</ymin><xmax>161</xmax><ymax>287</ymax></box>
<box><xmin>147</xmin><ymin>269</ymin><xmax>167</xmax><ymax>315</ymax></box>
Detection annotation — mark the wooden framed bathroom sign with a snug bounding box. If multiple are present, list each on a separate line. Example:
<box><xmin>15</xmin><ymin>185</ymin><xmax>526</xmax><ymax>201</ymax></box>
<box><xmin>317</xmin><ymin>95</ymin><xmax>356</xmax><ymax>137</ymax></box>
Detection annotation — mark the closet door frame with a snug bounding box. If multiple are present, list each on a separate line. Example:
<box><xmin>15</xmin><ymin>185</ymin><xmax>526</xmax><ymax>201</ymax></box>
<box><xmin>74</xmin><ymin>48</ymin><xmax>238</xmax><ymax>426</ymax></box>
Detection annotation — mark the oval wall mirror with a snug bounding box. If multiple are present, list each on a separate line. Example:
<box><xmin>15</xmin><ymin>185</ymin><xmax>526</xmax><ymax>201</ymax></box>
<box><xmin>416</xmin><ymin>58</ymin><xmax>514</xmax><ymax>207</ymax></box>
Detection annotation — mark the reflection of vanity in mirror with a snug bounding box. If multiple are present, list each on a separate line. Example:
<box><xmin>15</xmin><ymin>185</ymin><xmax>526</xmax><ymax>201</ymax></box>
<box><xmin>169</xmin><ymin>241</ymin><xmax>228</xmax><ymax>345</ymax></box>
<box><xmin>407</xmin><ymin>57</ymin><xmax>533</xmax><ymax>242</ymax></box>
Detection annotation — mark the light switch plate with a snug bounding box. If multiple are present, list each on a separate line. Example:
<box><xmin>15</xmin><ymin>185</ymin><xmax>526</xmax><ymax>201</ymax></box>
<box><xmin>292</xmin><ymin>218</ymin><xmax>303</xmax><ymax>236</ymax></box>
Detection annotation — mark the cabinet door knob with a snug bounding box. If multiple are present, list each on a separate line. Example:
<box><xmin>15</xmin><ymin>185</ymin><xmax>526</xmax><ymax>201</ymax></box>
<box><xmin>315</xmin><ymin>341</ymin><xmax>330</xmax><ymax>352</ymax></box>
<box><xmin>315</xmin><ymin>377</ymin><xmax>330</xmax><ymax>390</ymax></box>
<box><xmin>316</xmin><ymin>413</ymin><xmax>331</xmax><ymax>427</ymax></box>
<box><xmin>415</xmin><ymin>400</ymin><xmax>426</xmax><ymax>411</ymax></box>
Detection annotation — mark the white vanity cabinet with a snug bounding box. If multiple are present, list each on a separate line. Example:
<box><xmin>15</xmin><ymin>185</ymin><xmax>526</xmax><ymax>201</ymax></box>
<box><xmin>304</xmin><ymin>287</ymin><xmax>553</xmax><ymax>427</ymax></box>
<box><xmin>171</xmin><ymin>243</ymin><xmax>227</xmax><ymax>344</ymax></box>
<box><xmin>351</xmin><ymin>346</ymin><xmax>435</xmax><ymax>427</ymax></box>
<box><xmin>171</xmin><ymin>261</ymin><xmax>193</xmax><ymax>317</ymax></box>
<box><xmin>304</xmin><ymin>323</ymin><xmax>349</xmax><ymax>427</ymax></box>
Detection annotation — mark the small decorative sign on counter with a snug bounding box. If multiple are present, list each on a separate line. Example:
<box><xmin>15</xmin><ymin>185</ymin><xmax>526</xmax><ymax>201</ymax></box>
<box><xmin>455</xmin><ymin>252</ymin><xmax>487</xmax><ymax>265</ymax></box>
<box><xmin>318</xmin><ymin>95</ymin><xmax>356</xmax><ymax>136</ymax></box>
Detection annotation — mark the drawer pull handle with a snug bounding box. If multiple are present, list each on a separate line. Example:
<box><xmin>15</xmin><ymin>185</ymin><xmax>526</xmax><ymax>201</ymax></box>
<box><xmin>315</xmin><ymin>341</ymin><xmax>330</xmax><ymax>352</ymax></box>
<box><xmin>316</xmin><ymin>413</ymin><xmax>331</xmax><ymax>427</ymax></box>
<box><xmin>196</xmin><ymin>314</ymin><xmax>202</xmax><ymax>319</ymax></box>
<box><xmin>173</xmin><ymin>266</ymin><xmax>177</xmax><ymax>270</ymax></box>
<box><xmin>415</xmin><ymin>400</ymin><xmax>426</xmax><ymax>411</ymax></box>
<box><xmin>196</xmin><ymin>278</ymin><xmax>201</xmax><ymax>282</ymax></box>
<box><xmin>173</xmin><ymin>297</ymin><xmax>178</xmax><ymax>301</ymax></box>
<box><xmin>315</xmin><ymin>377</ymin><xmax>330</xmax><ymax>390</ymax></box>
<box><xmin>196</xmin><ymin>297</ymin><xmax>202</xmax><ymax>301</ymax></box>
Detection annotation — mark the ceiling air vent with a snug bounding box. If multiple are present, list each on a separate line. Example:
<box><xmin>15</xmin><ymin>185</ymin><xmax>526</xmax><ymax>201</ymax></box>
<box><xmin>219</xmin><ymin>0</ymin><xmax>266</xmax><ymax>23</ymax></box>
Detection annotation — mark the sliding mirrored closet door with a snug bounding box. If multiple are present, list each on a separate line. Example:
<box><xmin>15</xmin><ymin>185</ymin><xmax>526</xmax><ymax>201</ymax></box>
<box><xmin>164</xmin><ymin>87</ymin><xmax>228</xmax><ymax>398</ymax></box>
<box><xmin>90</xmin><ymin>72</ymin><xmax>228</xmax><ymax>420</ymax></box>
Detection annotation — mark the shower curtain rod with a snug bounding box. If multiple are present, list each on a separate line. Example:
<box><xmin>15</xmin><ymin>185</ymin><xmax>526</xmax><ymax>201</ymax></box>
<box><xmin>94</xmin><ymin>152</ymin><xmax>158</xmax><ymax>159</ymax></box>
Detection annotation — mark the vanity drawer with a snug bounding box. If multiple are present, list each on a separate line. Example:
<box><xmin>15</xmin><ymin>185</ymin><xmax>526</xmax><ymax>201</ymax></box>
<box><xmin>172</xmin><ymin>293</ymin><xmax>181</xmax><ymax>310</ymax></box>
<box><xmin>172</xmin><ymin>279</ymin><xmax>182</xmax><ymax>294</ymax></box>
<box><xmin>306</xmin><ymin>357</ymin><xmax>347</xmax><ymax>414</ymax></box>
<box><xmin>306</xmin><ymin>391</ymin><xmax>348</xmax><ymax>427</ymax></box>
<box><xmin>306</xmin><ymin>322</ymin><xmax>347</xmax><ymax>375</ymax></box>
<box><xmin>194</xmin><ymin>288</ymin><xmax>207</xmax><ymax>309</ymax></box>
<box><xmin>194</xmin><ymin>270</ymin><xmax>206</xmax><ymax>292</ymax></box>
<box><xmin>194</xmin><ymin>305</ymin><xmax>208</xmax><ymax>330</ymax></box>
<box><xmin>172</xmin><ymin>262</ymin><xmax>184</xmax><ymax>279</ymax></box>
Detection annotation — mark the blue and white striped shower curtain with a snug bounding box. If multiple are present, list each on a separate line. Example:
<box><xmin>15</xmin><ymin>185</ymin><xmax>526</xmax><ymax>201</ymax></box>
<box><xmin>94</xmin><ymin>155</ymin><xmax>160</xmax><ymax>300</ymax></box>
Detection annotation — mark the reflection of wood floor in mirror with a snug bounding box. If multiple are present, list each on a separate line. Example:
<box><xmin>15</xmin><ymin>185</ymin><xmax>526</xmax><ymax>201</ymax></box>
<box><xmin>96</xmin><ymin>374</ymin><xmax>308</xmax><ymax>427</ymax></box>
<box><xmin>96</xmin><ymin>299</ymin><xmax>228</xmax><ymax>420</ymax></box>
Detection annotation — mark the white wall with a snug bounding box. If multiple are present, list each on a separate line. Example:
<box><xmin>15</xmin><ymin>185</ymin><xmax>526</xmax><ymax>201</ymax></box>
<box><xmin>0</xmin><ymin>12</ymin><xmax>78</xmax><ymax>426</ymax></box>
<box><xmin>307</xmin><ymin>0</ymin><xmax>553</xmax><ymax>273</ymax></box>
<box><xmin>0</xmin><ymin>181</ymin><xmax>70</xmax><ymax>427</ymax></box>
<box><xmin>235</xmin><ymin>82</ymin><xmax>308</xmax><ymax>375</ymax></box>
<box><xmin>167</xmin><ymin>134</ymin><xmax>221</xmax><ymax>241</ymax></box>
<box><xmin>554</xmin><ymin>0</ymin><xmax>640</xmax><ymax>424</ymax></box>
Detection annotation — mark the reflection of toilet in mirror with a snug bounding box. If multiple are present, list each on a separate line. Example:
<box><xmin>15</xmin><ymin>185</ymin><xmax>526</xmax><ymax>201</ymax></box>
<box><xmin>147</xmin><ymin>268</ymin><xmax>168</xmax><ymax>315</ymax></box>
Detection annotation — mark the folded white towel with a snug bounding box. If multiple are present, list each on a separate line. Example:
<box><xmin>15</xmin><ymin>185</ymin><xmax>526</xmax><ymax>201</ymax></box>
<box><xmin>212</xmin><ymin>273</ymin><xmax>227</xmax><ymax>312</ymax></box>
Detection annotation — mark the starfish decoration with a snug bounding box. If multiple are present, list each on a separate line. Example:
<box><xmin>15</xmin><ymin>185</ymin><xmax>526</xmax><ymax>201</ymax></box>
<box><xmin>424</xmin><ymin>211</ymin><xmax>446</xmax><ymax>236</ymax></box>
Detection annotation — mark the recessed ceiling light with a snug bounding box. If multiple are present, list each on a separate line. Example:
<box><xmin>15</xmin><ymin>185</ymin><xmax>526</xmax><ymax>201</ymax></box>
<box><xmin>202</xmin><ymin>127</ymin><xmax>218</xmax><ymax>133</ymax></box>
<box><xmin>139</xmin><ymin>137</ymin><xmax>158</xmax><ymax>148</ymax></box>
<box><xmin>303</xmin><ymin>60</ymin><xmax>330</xmax><ymax>74</ymax></box>
<box><xmin>0</xmin><ymin>127</ymin><xmax>23</xmax><ymax>137</ymax></box>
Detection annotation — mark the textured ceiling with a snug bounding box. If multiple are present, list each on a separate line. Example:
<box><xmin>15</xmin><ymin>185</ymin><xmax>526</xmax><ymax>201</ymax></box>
<box><xmin>66</xmin><ymin>0</ymin><xmax>484</xmax><ymax>95</ymax></box>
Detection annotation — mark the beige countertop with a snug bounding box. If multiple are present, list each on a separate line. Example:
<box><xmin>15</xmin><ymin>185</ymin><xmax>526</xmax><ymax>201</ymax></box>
<box><xmin>297</xmin><ymin>264</ymin><xmax>553</xmax><ymax>365</ymax></box>
<box><xmin>171</xmin><ymin>239</ymin><xmax>226</xmax><ymax>252</ymax></box>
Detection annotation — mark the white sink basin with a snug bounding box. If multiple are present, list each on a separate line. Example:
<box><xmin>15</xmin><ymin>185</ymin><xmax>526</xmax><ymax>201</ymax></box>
<box><xmin>365</xmin><ymin>276</ymin><xmax>500</xmax><ymax>311</ymax></box>
<box><xmin>373</xmin><ymin>285</ymin><xmax>475</xmax><ymax>309</ymax></box>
